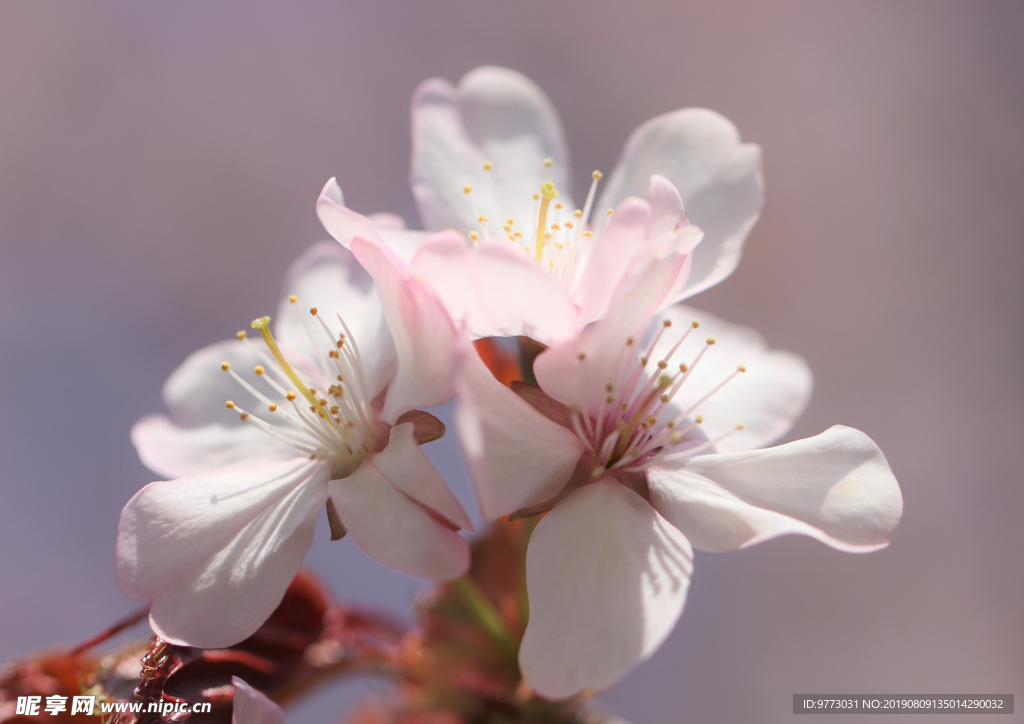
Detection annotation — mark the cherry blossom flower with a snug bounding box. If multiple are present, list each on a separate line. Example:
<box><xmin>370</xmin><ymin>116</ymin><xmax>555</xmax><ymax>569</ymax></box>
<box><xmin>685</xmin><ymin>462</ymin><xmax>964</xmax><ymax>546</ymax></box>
<box><xmin>454</xmin><ymin>258</ymin><xmax>902</xmax><ymax>699</ymax></box>
<box><xmin>317</xmin><ymin>65</ymin><xmax>761</xmax><ymax>345</ymax></box>
<box><xmin>117</xmin><ymin>240</ymin><xmax>472</xmax><ymax>649</ymax></box>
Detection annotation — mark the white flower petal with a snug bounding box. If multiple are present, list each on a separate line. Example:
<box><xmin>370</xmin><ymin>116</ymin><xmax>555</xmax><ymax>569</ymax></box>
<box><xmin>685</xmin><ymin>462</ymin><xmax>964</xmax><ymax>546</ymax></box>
<box><xmin>350</xmin><ymin>239</ymin><xmax>459</xmax><ymax>423</ymax></box>
<box><xmin>647</xmin><ymin>425</ymin><xmax>903</xmax><ymax>552</ymax></box>
<box><xmin>598</xmin><ymin>109</ymin><xmax>762</xmax><ymax>301</ymax></box>
<box><xmin>411</xmin><ymin>233</ymin><xmax>580</xmax><ymax>344</ymax></box>
<box><xmin>646</xmin><ymin>305</ymin><xmax>812</xmax><ymax>452</ymax></box>
<box><xmin>411</xmin><ymin>66</ymin><xmax>572</xmax><ymax>233</ymax></box>
<box><xmin>162</xmin><ymin>339</ymin><xmax>270</xmax><ymax>429</ymax></box>
<box><xmin>275</xmin><ymin>241</ymin><xmax>397</xmax><ymax>401</ymax></box>
<box><xmin>131</xmin><ymin>414</ymin><xmax>297</xmax><ymax>479</ymax></box>
<box><xmin>519</xmin><ymin>480</ymin><xmax>693</xmax><ymax>699</ymax></box>
<box><xmin>456</xmin><ymin>348</ymin><xmax>584</xmax><ymax>520</ymax></box>
<box><xmin>375</xmin><ymin>422</ymin><xmax>472</xmax><ymax>530</ymax></box>
<box><xmin>330</xmin><ymin>459</ymin><xmax>469</xmax><ymax>581</ymax></box>
<box><xmin>231</xmin><ymin>678</ymin><xmax>284</xmax><ymax>724</ymax></box>
<box><xmin>116</xmin><ymin>459</ymin><xmax>329</xmax><ymax>648</ymax></box>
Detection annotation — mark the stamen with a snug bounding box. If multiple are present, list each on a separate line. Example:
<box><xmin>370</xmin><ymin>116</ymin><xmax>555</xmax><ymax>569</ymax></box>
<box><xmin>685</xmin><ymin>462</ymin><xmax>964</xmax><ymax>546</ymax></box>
<box><xmin>535</xmin><ymin>181</ymin><xmax>558</xmax><ymax>263</ymax></box>
<box><xmin>251</xmin><ymin>316</ymin><xmax>323</xmax><ymax>416</ymax></box>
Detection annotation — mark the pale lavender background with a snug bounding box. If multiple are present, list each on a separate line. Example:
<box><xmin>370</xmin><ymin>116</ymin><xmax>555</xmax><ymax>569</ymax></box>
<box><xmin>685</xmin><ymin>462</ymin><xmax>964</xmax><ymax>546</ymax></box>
<box><xmin>1</xmin><ymin>2</ymin><xmax>1022</xmax><ymax>723</ymax></box>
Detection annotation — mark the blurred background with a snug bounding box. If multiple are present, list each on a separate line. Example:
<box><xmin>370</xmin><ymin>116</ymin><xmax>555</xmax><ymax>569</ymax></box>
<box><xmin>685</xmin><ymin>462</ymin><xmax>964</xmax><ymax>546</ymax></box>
<box><xmin>1</xmin><ymin>2</ymin><xmax>1022</xmax><ymax>722</ymax></box>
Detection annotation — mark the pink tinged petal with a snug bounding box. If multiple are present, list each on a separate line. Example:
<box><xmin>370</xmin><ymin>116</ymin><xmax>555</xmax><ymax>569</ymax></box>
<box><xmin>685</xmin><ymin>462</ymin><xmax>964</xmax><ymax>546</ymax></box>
<box><xmin>116</xmin><ymin>459</ymin><xmax>330</xmax><ymax>648</ymax></box>
<box><xmin>647</xmin><ymin>174</ymin><xmax>687</xmax><ymax>238</ymax></box>
<box><xmin>647</xmin><ymin>425</ymin><xmax>903</xmax><ymax>553</ymax></box>
<box><xmin>316</xmin><ymin>178</ymin><xmax>387</xmax><ymax>250</ymax></box>
<box><xmin>456</xmin><ymin>349</ymin><xmax>585</xmax><ymax>520</ymax></box>
<box><xmin>411</xmin><ymin>234</ymin><xmax>580</xmax><ymax>344</ymax></box>
<box><xmin>535</xmin><ymin>252</ymin><xmax>689</xmax><ymax>414</ymax></box>
<box><xmin>162</xmin><ymin>338</ymin><xmax>271</xmax><ymax>429</ymax></box>
<box><xmin>574</xmin><ymin>197</ymin><xmax>653</xmax><ymax>323</ymax></box>
<box><xmin>349</xmin><ymin>238</ymin><xmax>459</xmax><ymax>423</ymax></box>
<box><xmin>275</xmin><ymin>242</ymin><xmax>397</xmax><ymax>401</ymax></box>
<box><xmin>598</xmin><ymin>109</ymin><xmax>763</xmax><ymax>300</ymax></box>
<box><xmin>376</xmin><ymin>422</ymin><xmax>472</xmax><ymax>530</ymax></box>
<box><xmin>519</xmin><ymin>480</ymin><xmax>693</xmax><ymax>700</ymax></box>
<box><xmin>647</xmin><ymin>305</ymin><xmax>812</xmax><ymax>452</ymax></box>
<box><xmin>329</xmin><ymin>460</ymin><xmax>470</xmax><ymax>581</ymax></box>
<box><xmin>411</xmin><ymin>66</ymin><xmax>572</xmax><ymax>233</ymax></box>
<box><xmin>131</xmin><ymin>414</ymin><xmax>297</xmax><ymax>479</ymax></box>
<box><xmin>231</xmin><ymin>678</ymin><xmax>284</xmax><ymax>724</ymax></box>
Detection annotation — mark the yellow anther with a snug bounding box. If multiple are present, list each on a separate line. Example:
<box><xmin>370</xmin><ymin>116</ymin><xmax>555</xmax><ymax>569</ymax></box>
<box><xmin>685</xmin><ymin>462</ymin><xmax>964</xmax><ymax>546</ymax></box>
<box><xmin>737</xmin><ymin>364</ymin><xmax>747</xmax><ymax>373</ymax></box>
<box><xmin>329</xmin><ymin>350</ymin><xmax>339</xmax><ymax>359</ymax></box>
<box><xmin>736</xmin><ymin>423</ymin><xmax>745</xmax><ymax>430</ymax></box>
<box><xmin>309</xmin><ymin>388</ymin><xmax>317</xmax><ymax>395</ymax></box>
<box><xmin>513</xmin><ymin>231</ymin><xmax>523</xmax><ymax>238</ymax></box>
<box><xmin>319</xmin><ymin>399</ymin><xmax>327</xmax><ymax>406</ymax></box>
<box><xmin>507</xmin><ymin>218</ymin><xmax>514</xmax><ymax>226</ymax></box>
<box><xmin>330</xmin><ymin>406</ymin><xmax>339</xmax><ymax>415</ymax></box>
<box><xmin>483</xmin><ymin>161</ymin><xmax>493</xmax><ymax>170</ymax></box>
<box><xmin>288</xmin><ymin>295</ymin><xmax>297</xmax><ymax>303</ymax></box>
<box><xmin>225</xmin><ymin>400</ymin><xmax>235</xmax><ymax>409</ymax></box>
<box><xmin>574</xmin><ymin>209</ymin><xmax>582</xmax><ymax>218</ymax></box>
<box><xmin>565</xmin><ymin>221</ymin><xmax>574</xmax><ymax>229</ymax></box>
<box><xmin>268</xmin><ymin>403</ymin><xmax>277</xmax><ymax>412</ymax></box>
<box><xmin>533</xmin><ymin>193</ymin><xmax>540</xmax><ymax>200</ymax></box>
<box><xmin>592</xmin><ymin>170</ymin><xmax>603</xmax><ymax>180</ymax></box>
<box><xmin>478</xmin><ymin>214</ymin><xmax>488</xmax><ymax>224</ymax></box>
<box><xmin>555</xmin><ymin>202</ymin><xmax>563</xmax><ymax>210</ymax></box>
<box><xmin>543</xmin><ymin>157</ymin><xmax>554</xmax><ymax>168</ymax></box>
<box><xmin>336</xmin><ymin>375</ymin><xmax>343</xmax><ymax>381</ymax></box>
<box><xmin>582</xmin><ymin>231</ymin><xmax>592</xmax><ymax>238</ymax></box>
<box><xmin>503</xmin><ymin>225</ymin><xmax>511</xmax><ymax>233</ymax></box>
<box><xmin>670</xmin><ymin>432</ymin><xmax>682</xmax><ymax>443</ymax></box>
<box><xmin>550</xmin><ymin>223</ymin><xmax>561</xmax><ymax>231</ymax></box>
<box><xmin>310</xmin><ymin>307</ymin><xmax>318</xmax><ymax>316</ymax></box>
<box><xmin>254</xmin><ymin>365</ymin><xmax>265</xmax><ymax>375</ymax></box>
<box><xmin>221</xmin><ymin>362</ymin><xmax>231</xmax><ymax>371</ymax></box>
<box><xmin>286</xmin><ymin>391</ymin><xmax>296</xmax><ymax>401</ymax></box>
<box><xmin>463</xmin><ymin>185</ymin><xmax>473</xmax><ymax>194</ymax></box>
<box><xmin>679</xmin><ymin>363</ymin><xmax>689</xmax><ymax>372</ymax></box>
<box><xmin>657</xmin><ymin>360</ymin><xmax>668</xmax><ymax>369</ymax></box>
<box><xmin>540</xmin><ymin>181</ymin><xmax>558</xmax><ymax>199</ymax></box>
<box><xmin>607</xmin><ymin>208</ymin><xmax>615</xmax><ymax>216</ymax></box>
<box><xmin>469</xmin><ymin>231</ymin><xmax>479</xmax><ymax>242</ymax></box>
<box><xmin>706</xmin><ymin>336</ymin><xmax>716</xmax><ymax>345</ymax></box>
<box><xmin>240</xmin><ymin>413</ymin><xmax>250</xmax><ymax>421</ymax></box>
<box><xmin>658</xmin><ymin>375</ymin><xmax>672</xmax><ymax>388</ymax></box>
<box><xmin>236</xmin><ymin>330</ymin><xmax>246</xmax><ymax>340</ymax></box>
<box><xmin>691</xmin><ymin>319</ymin><xmax>700</xmax><ymax>328</ymax></box>
<box><xmin>695</xmin><ymin>415</ymin><xmax>704</xmax><ymax>424</ymax></box>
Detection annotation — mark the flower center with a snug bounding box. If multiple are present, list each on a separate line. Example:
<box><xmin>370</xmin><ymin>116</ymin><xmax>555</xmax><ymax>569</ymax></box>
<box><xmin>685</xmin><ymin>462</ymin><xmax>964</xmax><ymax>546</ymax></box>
<box><xmin>568</xmin><ymin>318</ymin><xmax>746</xmax><ymax>476</ymax></box>
<box><xmin>221</xmin><ymin>301</ymin><xmax>379</xmax><ymax>479</ymax></box>
<box><xmin>461</xmin><ymin>160</ymin><xmax>609</xmax><ymax>290</ymax></box>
